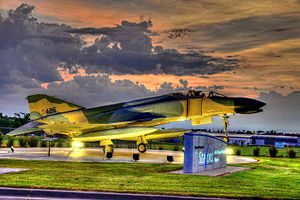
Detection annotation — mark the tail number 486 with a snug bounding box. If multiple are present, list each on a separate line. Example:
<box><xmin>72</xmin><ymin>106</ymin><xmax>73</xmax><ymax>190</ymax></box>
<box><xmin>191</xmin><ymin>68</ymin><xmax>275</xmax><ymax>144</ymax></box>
<box><xmin>43</xmin><ymin>107</ymin><xmax>57</xmax><ymax>115</ymax></box>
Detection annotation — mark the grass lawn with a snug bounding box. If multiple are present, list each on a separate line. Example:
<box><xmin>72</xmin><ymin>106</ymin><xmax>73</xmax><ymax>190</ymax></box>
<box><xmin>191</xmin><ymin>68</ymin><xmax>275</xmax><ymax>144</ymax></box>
<box><xmin>0</xmin><ymin>157</ymin><xmax>299</xmax><ymax>199</ymax></box>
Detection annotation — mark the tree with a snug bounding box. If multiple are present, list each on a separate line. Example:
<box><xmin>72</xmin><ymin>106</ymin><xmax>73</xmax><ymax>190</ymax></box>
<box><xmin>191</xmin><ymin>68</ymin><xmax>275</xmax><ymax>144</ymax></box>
<box><xmin>0</xmin><ymin>112</ymin><xmax>30</xmax><ymax>128</ymax></box>
<box><xmin>0</xmin><ymin>134</ymin><xmax>3</xmax><ymax>147</ymax></box>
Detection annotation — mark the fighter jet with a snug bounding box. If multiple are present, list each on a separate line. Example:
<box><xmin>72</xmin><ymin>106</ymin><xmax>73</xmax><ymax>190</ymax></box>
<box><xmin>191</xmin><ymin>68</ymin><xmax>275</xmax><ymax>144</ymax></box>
<box><xmin>8</xmin><ymin>90</ymin><xmax>265</xmax><ymax>154</ymax></box>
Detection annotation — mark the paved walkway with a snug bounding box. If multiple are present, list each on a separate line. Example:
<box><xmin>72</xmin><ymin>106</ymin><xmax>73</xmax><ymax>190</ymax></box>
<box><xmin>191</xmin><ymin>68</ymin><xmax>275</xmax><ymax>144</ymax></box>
<box><xmin>0</xmin><ymin>168</ymin><xmax>28</xmax><ymax>174</ymax></box>
<box><xmin>0</xmin><ymin>187</ymin><xmax>234</xmax><ymax>200</ymax></box>
<box><xmin>0</xmin><ymin>147</ymin><xmax>257</xmax><ymax>164</ymax></box>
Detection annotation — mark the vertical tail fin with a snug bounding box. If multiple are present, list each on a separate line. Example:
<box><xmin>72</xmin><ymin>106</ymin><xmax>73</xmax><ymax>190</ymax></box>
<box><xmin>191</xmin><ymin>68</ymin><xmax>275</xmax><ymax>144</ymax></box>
<box><xmin>27</xmin><ymin>94</ymin><xmax>84</xmax><ymax>120</ymax></box>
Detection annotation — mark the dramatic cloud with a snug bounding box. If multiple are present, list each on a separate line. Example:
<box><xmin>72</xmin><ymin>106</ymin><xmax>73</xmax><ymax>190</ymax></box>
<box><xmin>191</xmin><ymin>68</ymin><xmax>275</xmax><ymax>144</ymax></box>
<box><xmin>69</xmin><ymin>20</ymin><xmax>238</xmax><ymax>75</ymax></box>
<box><xmin>0</xmin><ymin>4</ymin><xmax>86</xmax><ymax>88</ymax></box>
<box><xmin>42</xmin><ymin>76</ymin><xmax>226</xmax><ymax>108</ymax></box>
<box><xmin>184</xmin><ymin>14</ymin><xmax>300</xmax><ymax>52</ymax></box>
<box><xmin>45</xmin><ymin>75</ymin><xmax>155</xmax><ymax>107</ymax></box>
<box><xmin>0</xmin><ymin>4</ymin><xmax>237</xmax><ymax>108</ymax></box>
<box><xmin>0</xmin><ymin>3</ymin><xmax>240</xmax><ymax>99</ymax></box>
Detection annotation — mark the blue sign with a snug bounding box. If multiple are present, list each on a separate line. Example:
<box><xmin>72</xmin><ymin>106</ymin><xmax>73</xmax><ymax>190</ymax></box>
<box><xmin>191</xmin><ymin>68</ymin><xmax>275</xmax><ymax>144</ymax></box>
<box><xmin>183</xmin><ymin>132</ymin><xmax>227</xmax><ymax>173</ymax></box>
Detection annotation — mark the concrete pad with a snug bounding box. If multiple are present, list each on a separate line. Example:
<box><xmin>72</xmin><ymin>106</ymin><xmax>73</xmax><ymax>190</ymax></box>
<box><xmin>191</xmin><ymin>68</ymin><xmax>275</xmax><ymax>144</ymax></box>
<box><xmin>0</xmin><ymin>147</ymin><xmax>257</xmax><ymax>164</ymax></box>
<box><xmin>170</xmin><ymin>166</ymin><xmax>250</xmax><ymax>176</ymax></box>
<box><xmin>0</xmin><ymin>168</ymin><xmax>29</xmax><ymax>174</ymax></box>
<box><xmin>227</xmin><ymin>155</ymin><xmax>257</xmax><ymax>164</ymax></box>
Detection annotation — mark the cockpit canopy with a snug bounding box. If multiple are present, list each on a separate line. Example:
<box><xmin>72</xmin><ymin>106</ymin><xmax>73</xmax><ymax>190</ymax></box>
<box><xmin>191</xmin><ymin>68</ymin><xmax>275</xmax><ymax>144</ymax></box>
<box><xmin>171</xmin><ymin>90</ymin><xmax>227</xmax><ymax>97</ymax></box>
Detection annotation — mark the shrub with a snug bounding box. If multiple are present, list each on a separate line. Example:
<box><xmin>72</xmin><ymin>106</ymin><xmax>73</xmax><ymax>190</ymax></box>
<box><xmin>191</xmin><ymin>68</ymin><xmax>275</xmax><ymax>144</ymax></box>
<box><xmin>50</xmin><ymin>141</ymin><xmax>55</xmax><ymax>147</ymax></box>
<box><xmin>18</xmin><ymin>136</ymin><xmax>28</xmax><ymax>147</ymax></box>
<box><xmin>0</xmin><ymin>134</ymin><xmax>3</xmax><ymax>146</ymax></box>
<box><xmin>288</xmin><ymin>149</ymin><xmax>296</xmax><ymax>158</ymax></box>
<box><xmin>56</xmin><ymin>141</ymin><xmax>63</xmax><ymax>147</ymax></box>
<box><xmin>40</xmin><ymin>140</ymin><xmax>48</xmax><ymax>147</ymax></box>
<box><xmin>235</xmin><ymin>149</ymin><xmax>241</xmax><ymax>156</ymax></box>
<box><xmin>158</xmin><ymin>145</ymin><xmax>164</xmax><ymax>150</ymax></box>
<box><xmin>6</xmin><ymin>136</ymin><xmax>14</xmax><ymax>147</ymax></box>
<box><xmin>253</xmin><ymin>147</ymin><xmax>260</xmax><ymax>156</ymax></box>
<box><xmin>173</xmin><ymin>144</ymin><xmax>179</xmax><ymax>151</ymax></box>
<box><xmin>269</xmin><ymin>146</ymin><xmax>278</xmax><ymax>157</ymax></box>
<box><xmin>27</xmin><ymin>136</ymin><xmax>38</xmax><ymax>147</ymax></box>
<box><xmin>65</xmin><ymin>141</ymin><xmax>71</xmax><ymax>147</ymax></box>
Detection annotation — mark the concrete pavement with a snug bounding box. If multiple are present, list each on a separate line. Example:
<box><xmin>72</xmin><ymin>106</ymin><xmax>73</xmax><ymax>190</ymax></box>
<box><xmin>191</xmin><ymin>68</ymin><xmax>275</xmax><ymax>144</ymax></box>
<box><xmin>0</xmin><ymin>187</ymin><xmax>235</xmax><ymax>200</ymax></box>
<box><xmin>0</xmin><ymin>147</ymin><xmax>257</xmax><ymax>164</ymax></box>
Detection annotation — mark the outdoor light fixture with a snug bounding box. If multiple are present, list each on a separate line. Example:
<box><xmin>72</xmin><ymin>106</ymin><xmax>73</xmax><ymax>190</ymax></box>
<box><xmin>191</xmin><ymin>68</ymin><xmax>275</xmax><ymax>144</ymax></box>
<box><xmin>178</xmin><ymin>118</ymin><xmax>186</xmax><ymax>121</ymax></box>
<box><xmin>225</xmin><ymin>148</ymin><xmax>234</xmax><ymax>155</ymax></box>
<box><xmin>71</xmin><ymin>141</ymin><xmax>84</xmax><ymax>148</ymax></box>
<box><xmin>106</xmin><ymin>152</ymin><xmax>113</xmax><ymax>159</ymax></box>
<box><xmin>167</xmin><ymin>155</ymin><xmax>174</xmax><ymax>163</ymax></box>
<box><xmin>133</xmin><ymin>153</ymin><xmax>139</xmax><ymax>161</ymax></box>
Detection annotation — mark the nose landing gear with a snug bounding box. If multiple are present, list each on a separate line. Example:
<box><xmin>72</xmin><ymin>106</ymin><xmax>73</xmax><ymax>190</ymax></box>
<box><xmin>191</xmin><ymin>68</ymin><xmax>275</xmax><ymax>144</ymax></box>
<box><xmin>222</xmin><ymin>114</ymin><xmax>230</xmax><ymax>143</ymax></box>
<box><xmin>137</xmin><ymin>135</ymin><xmax>148</xmax><ymax>153</ymax></box>
<box><xmin>137</xmin><ymin>143</ymin><xmax>147</xmax><ymax>153</ymax></box>
<box><xmin>100</xmin><ymin>140</ymin><xmax>114</xmax><ymax>158</ymax></box>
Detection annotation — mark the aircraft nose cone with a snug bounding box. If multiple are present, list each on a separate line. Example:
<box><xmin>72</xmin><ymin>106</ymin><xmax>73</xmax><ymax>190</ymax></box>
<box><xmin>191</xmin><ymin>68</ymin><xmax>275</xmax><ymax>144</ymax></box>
<box><xmin>234</xmin><ymin>98</ymin><xmax>266</xmax><ymax>114</ymax></box>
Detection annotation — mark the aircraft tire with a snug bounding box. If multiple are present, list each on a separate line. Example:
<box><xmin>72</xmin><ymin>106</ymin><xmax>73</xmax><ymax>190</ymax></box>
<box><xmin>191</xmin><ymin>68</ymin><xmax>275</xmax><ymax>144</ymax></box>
<box><xmin>103</xmin><ymin>145</ymin><xmax>114</xmax><ymax>153</ymax></box>
<box><xmin>137</xmin><ymin>143</ymin><xmax>147</xmax><ymax>153</ymax></box>
<box><xmin>223</xmin><ymin>137</ymin><xmax>230</xmax><ymax>143</ymax></box>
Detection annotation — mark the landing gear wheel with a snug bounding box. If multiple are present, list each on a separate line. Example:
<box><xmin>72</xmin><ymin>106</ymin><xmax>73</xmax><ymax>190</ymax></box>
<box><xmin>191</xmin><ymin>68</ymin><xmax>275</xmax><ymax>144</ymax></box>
<box><xmin>223</xmin><ymin>136</ymin><xmax>230</xmax><ymax>143</ymax></box>
<box><xmin>138</xmin><ymin>143</ymin><xmax>147</xmax><ymax>153</ymax></box>
<box><xmin>103</xmin><ymin>145</ymin><xmax>114</xmax><ymax>153</ymax></box>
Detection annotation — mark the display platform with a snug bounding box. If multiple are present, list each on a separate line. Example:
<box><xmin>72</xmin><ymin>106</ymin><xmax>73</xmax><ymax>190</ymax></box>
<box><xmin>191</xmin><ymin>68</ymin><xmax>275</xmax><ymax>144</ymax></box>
<box><xmin>0</xmin><ymin>147</ymin><xmax>256</xmax><ymax>164</ymax></box>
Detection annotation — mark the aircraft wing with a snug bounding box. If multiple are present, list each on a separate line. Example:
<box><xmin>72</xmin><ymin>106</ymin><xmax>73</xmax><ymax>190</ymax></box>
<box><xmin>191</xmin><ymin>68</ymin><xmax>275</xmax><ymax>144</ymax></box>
<box><xmin>39</xmin><ymin>123</ymin><xmax>120</xmax><ymax>136</ymax></box>
<box><xmin>7</xmin><ymin>121</ymin><xmax>43</xmax><ymax>136</ymax></box>
<box><xmin>122</xmin><ymin>128</ymin><xmax>188</xmax><ymax>141</ymax></box>
<box><xmin>7</xmin><ymin>121</ymin><xmax>130</xmax><ymax>137</ymax></box>
<box><xmin>72</xmin><ymin>127</ymin><xmax>158</xmax><ymax>142</ymax></box>
<box><xmin>8</xmin><ymin>121</ymin><xmax>186</xmax><ymax>142</ymax></box>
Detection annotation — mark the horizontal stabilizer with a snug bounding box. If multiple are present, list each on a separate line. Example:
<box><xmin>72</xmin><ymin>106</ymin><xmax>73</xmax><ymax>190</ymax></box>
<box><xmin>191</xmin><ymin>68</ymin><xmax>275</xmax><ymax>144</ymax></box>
<box><xmin>7</xmin><ymin>121</ymin><xmax>43</xmax><ymax>136</ymax></box>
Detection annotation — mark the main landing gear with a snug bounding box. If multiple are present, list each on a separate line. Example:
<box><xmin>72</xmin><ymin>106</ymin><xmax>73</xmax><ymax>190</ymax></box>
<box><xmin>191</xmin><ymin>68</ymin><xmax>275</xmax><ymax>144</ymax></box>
<box><xmin>137</xmin><ymin>135</ymin><xmax>147</xmax><ymax>153</ymax></box>
<box><xmin>138</xmin><ymin>143</ymin><xmax>147</xmax><ymax>153</ymax></box>
<box><xmin>103</xmin><ymin>145</ymin><xmax>114</xmax><ymax>153</ymax></box>
<box><xmin>100</xmin><ymin>140</ymin><xmax>114</xmax><ymax>157</ymax></box>
<box><xmin>222</xmin><ymin>114</ymin><xmax>230</xmax><ymax>143</ymax></box>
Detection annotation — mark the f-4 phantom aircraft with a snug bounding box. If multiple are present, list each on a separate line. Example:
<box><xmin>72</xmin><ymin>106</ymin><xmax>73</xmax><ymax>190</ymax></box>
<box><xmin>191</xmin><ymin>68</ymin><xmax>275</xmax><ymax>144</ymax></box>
<box><xmin>8</xmin><ymin>90</ymin><xmax>265</xmax><ymax>154</ymax></box>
